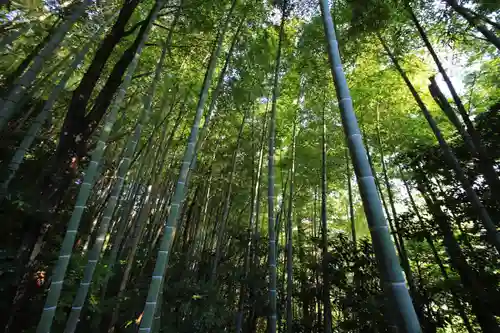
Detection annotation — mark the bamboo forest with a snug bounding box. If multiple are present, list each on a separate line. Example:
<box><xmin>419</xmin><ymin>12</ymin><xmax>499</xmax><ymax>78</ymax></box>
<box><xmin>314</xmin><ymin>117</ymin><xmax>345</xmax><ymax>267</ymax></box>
<box><xmin>1</xmin><ymin>0</ymin><xmax>500</xmax><ymax>332</ymax></box>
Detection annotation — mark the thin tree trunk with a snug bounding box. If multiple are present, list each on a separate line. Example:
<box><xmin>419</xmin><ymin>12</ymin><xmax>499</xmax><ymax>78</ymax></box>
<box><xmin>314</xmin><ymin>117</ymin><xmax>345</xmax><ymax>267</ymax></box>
<box><xmin>47</xmin><ymin>0</ymin><xmax>143</xmax><ymax>198</ymax></box>
<box><xmin>211</xmin><ymin>110</ymin><xmax>248</xmax><ymax>282</ymax></box>
<box><xmin>345</xmin><ymin>147</ymin><xmax>356</xmax><ymax>244</ymax></box>
<box><xmin>376</xmin><ymin>122</ymin><xmax>428</xmax><ymax>330</ymax></box>
<box><xmin>380</xmin><ymin>35</ymin><xmax>500</xmax><ymax>254</ymax></box>
<box><xmin>416</xmin><ymin>177</ymin><xmax>499</xmax><ymax>333</ymax></box>
<box><xmin>3</xmin><ymin>18</ymin><xmax>59</xmax><ymax>88</ymax></box>
<box><xmin>285</xmin><ymin>109</ymin><xmax>297</xmax><ymax>333</ymax></box>
<box><xmin>100</xmin><ymin>172</ymin><xmax>143</xmax><ymax>304</ymax></box>
<box><xmin>108</xmin><ymin>183</ymin><xmax>154</xmax><ymax>332</ymax></box>
<box><xmin>138</xmin><ymin>1</ymin><xmax>237</xmax><ymax>330</ymax></box>
<box><xmin>399</xmin><ymin>167</ymin><xmax>474</xmax><ymax>333</ymax></box>
<box><xmin>443</xmin><ymin>0</ymin><xmax>500</xmax><ymax>50</ymax></box>
<box><xmin>407</xmin><ymin>2</ymin><xmax>500</xmax><ymax>196</ymax></box>
<box><xmin>0</xmin><ymin>24</ymin><xmax>29</xmax><ymax>49</ymax></box>
<box><xmin>0</xmin><ymin>0</ymin><xmax>90</xmax><ymax>130</ymax></box>
<box><xmin>235</xmin><ymin>106</ymin><xmax>259</xmax><ymax>333</ymax></box>
<box><xmin>240</xmin><ymin>105</ymin><xmax>269</xmax><ymax>333</ymax></box>
<box><xmin>35</xmin><ymin>1</ymin><xmax>162</xmax><ymax>330</ymax></box>
<box><xmin>267</xmin><ymin>2</ymin><xmax>287</xmax><ymax>332</ymax></box>
<box><xmin>363</xmin><ymin>129</ymin><xmax>403</xmax><ymax>260</ymax></box>
<box><xmin>63</xmin><ymin>21</ymin><xmax>173</xmax><ymax>332</ymax></box>
<box><xmin>428</xmin><ymin>76</ymin><xmax>500</xmax><ymax>202</ymax></box>
<box><xmin>0</xmin><ymin>26</ymin><xmax>107</xmax><ymax>323</ymax></box>
<box><xmin>320</xmin><ymin>105</ymin><xmax>332</xmax><ymax>333</ymax></box>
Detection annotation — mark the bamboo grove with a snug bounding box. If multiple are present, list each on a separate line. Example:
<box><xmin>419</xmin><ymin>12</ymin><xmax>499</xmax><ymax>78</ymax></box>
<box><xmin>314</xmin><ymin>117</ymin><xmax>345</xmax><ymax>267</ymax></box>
<box><xmin>0</xmin><ymin>0</ymin><xmax>499</xmax><ymax>332</ymax></box>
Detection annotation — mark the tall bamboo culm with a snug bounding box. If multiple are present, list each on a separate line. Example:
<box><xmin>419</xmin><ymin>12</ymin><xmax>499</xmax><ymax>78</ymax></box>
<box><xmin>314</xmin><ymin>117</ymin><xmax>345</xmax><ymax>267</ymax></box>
<box><xmin>63</xmin><ymin>20</ymin><xmax>172</xmax><ymax>333</ymax></box>
<box><xmin>318</xmin><ymin>0</ymin><xmax>421</xmax><ymax>332</ymax></box>
<box><xmin>0</xmin><ymin>0</ymin><xmax>90</xmax><ymax>130</ymax></box>
<box><xmin>0</xmin><ymin>16</ymin><xmax>116</xmax><ymax>201</ymax></box>
<box><xmin>267</xmin><ymin>1</ymin><xmax>288</xmax><ymax>332</ymax></box>
<box><xmin>35</xmin><ymin>0</ymin><xmax>165</xmax><ymax>331</ymax></box>
<box><xmin>138</xmin><ymin>1</ymin><xmax>238</xmax><ymax>330</ymax></box>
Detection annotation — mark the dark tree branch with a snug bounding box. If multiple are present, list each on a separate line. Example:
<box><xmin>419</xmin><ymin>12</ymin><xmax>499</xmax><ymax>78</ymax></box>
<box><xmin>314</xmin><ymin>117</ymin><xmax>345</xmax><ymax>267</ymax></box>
<box><xmin>132</xmin><ymin>71</ymin><xmax>155</xmax><ymax>80</ymax></box>
<box><xmin>123</xmin><ymin>19</ymin><xmax>147</xmax><ymax>37</ymax></box>
<box><xmin>153</xmin><ymin>22</ymin><xmax>171</xmax><ymax>31</ymax></box>
<box><xmin>157</xmin><ymin>8</ymin><xmax>179</xmax><ymax>18</ymax></box>
<box><xmin>83</xmin><ymin>2</ymin><xmax>157</xmax><ymax>138</ymax></box>
<box><xmin>467</xmin><ymin>33</ymin><xmax>489</xmax><ymax>42</ymax></box>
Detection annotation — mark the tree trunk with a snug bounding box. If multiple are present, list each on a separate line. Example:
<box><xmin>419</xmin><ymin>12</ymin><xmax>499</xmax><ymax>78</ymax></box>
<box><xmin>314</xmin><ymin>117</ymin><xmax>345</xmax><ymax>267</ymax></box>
<box><xmin>345</xmin><ymin>147</ymin><xmax>356</xmax><ymax>244</ymax></box>
<box><xmin>47</xmin><ymin>0</ymin><xmax>142</xmax><ymax>198</ymax></box>
<box><xmin>416</xmin><ymin>177</ymin><xmax>499</xmax><ymax>333</ymax></box>
<box><xmin>320</xmin><ymin>105</ymin><xmax>332</xmax><ymax>333</ymax></box>
<box><xmin>428</xmin><ymin>76</ymin><xmax>500</xmax><ymax>202</ymax></box>
<box><xmin>444</xmin><ymin>0</ymin><xmax>500</xmax><ymax>50</ymax></box>
<box><xmin>399</xmin><ymin>167</ymin><xmax>474</xmax><ymax>333</ymax></box>
<box><xmin>0</xmin><ymin>0</ymin><xmax>89</xmax><ymax>130</ymax></box>
<box><xmin>376</xmin><ymin>120</ymin><xmax>429</xmax><ymax>329</ymax></box>
<box><xmin>379</xmin><ymin>35</ymin><xmax>500</xmax><ymax>254</ymax></box>
<box><xmin>267</xmin><ymin>2</ymin><xmax>287</xmax><ymax>332</ymax></box>
<box><xmin>138</xmin><ymin>1</ymin><xmax>237</xmax><ymax>330</ymax></box>
<box><xmin>35</xmin><ymin>0</ymin><xmax>162</xmax><ymax>330</ymax></box>
<box><xmin>408</xmin><ymin>2</ymin><xmax>500</xmax><ymax>197</ymax></box>
<box><xmin>211</xmin><ymin>99</ymin><xmax>247</xmax><ymax>283</ymax></box>
<box><xmin>3</xmin><ymin>19</ymin><xmax>58</xmax><ymax>88</ymax></box>
<box><xmin>285</xmin><ymin>108</ymin><xmax>297</xmax><ymax>333</ymax></box>
<box><xmin>320</xmin><ymin>1</ymin><xmax>421</xmax><ymax>329</ymax></box>
<box><xmin>363</xmin><ymin>128</ymin><xmax>403</xmax><ymax>258</ymax></box>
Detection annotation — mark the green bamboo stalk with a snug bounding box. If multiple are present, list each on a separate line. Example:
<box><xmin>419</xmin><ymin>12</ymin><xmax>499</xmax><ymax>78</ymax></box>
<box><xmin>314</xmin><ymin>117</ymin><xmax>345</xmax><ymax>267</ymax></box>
<box><xmin>362</xmin><ymin>126</ymin><xmax>402</xmax><ymax>258</ymax></box>
<box><xmin>151</xmin><ymin>280</ymin><xmax>164</xmax><ymax>333</ymax></box>
<box><xmin>319</xmin><ymin>1</ymin><xmax>421</xmax><ymax>332</ymax></box>
<box><xmin>275</xmin><ymin>172</ymin><xmax>289</xmax><ymax>260</ymax></box>
<box><xmin>109</xmin><ymin>183</ymin><xmax>154</xmax><ymax>332</ymax></box>
<box><xmin>63</xmin><ymin>24</ymin><xmax>171</xmax><ymax>333</ymax></box>
<box><xmin>3</xmin><ymin>19</ymin><xmax>60</xmax><ymax>88</ymax></box>
<box><xmin>0</xmin><ymin>0</ymin><xmax>90</xmax><ymax>130</ymax></box>
<box><xmin>285</xmin><ymin>108</ymin><xmax>297</xmax><ymax>333</ymax></box>
<box><xmin>235</xmin><ymin>106</ymin><xmax>269</xmax><ymax>333</ymax></box>
<box><xmin>235</xmin><ymin>107</ymin><xmax>262</xmax><ymax>333</ymax></box>
<box><xmin>252</xmin><ymin>101</ymin><xmax>269</xmax><ymax>267</ymax></box>
<box><xmin>376</xmin><ymin>120</ymin><xmax>427</xmax><ymax>326</ymax></box>
<box><xmin>268</xmin><ymin>2</ymin><xmax>287</xmax><ymax>332</ymax></box>
<box><xmin>173</xmin><ymin>17</ymin><xmax>245</xmax><ymax>251</ymax></box>
<box><xmin>99</xmin><ymin>178</ymin><xmax>141</xmax><ymax>302</ymax></box>
<box><xmin>183</xmin><ymin>13</ymin><xmax>245</xmax><ymax>190</ymax></box>
<box><xmin>320</xmin><ymin>105</ymin><xmax>332</xmax><ymax>333</ymax></box>
<box><xmin>0</xmin><ymin>20</ymin><xmax>113</xmax><ymax>201</ymax></box>
<box><xmin>138</xmin><ymin>1</ymin><xmax>237</xmax><ymax>330</ymax></box>
<box><xmin>211</xmin><ymin>109</ymin><xmax>247</xmax><ymax>282</ymax></box>
<box><xmin>35</xmin><ymin>1</ymin><xmax>162</xmax><ymax>331</ymax></box>
<box><xmin>191</xmin><ymin>165</ymin><xmax>215</xmax><ymax>261</ymax></box>
<box><xmin>428</xmin><ymin>76</ymin><xmax>500</xmax><ymax>204</ymax></box>
<box><xmin>345</xmin><ymin>147</ymin><xmax>355</xmax><ymax>244</ymax></box>
<box><xmin>416</xmin><ymin>176</ymin><xmax>500</xmax><ymax>332</ymax></box>
<box><xmin>145</xmin><ymin>101</ymin><xmax>188</xmax><ymax>251</ymax></box>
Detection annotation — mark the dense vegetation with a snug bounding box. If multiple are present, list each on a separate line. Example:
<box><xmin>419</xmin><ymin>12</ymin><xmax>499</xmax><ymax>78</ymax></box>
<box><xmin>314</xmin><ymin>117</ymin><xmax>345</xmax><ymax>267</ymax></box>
<box><xmin>0</xmin><ymin>0</ymin><xmax>499</xmax><ymax>332</ymax></box>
